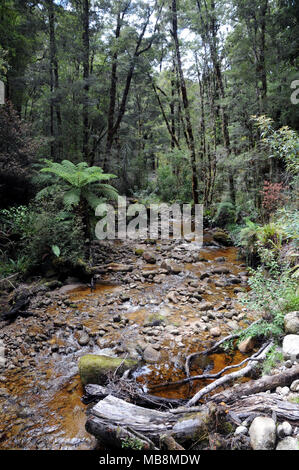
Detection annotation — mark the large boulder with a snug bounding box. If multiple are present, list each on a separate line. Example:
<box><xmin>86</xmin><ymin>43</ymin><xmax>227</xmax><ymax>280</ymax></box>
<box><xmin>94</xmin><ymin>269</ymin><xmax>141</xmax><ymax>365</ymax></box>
<box><xmin>282</xmin><ymin>334</ymin><xmax>299</xmax><ymax>360</ymax></box>
<box><xmin>284</xmin><ymin>312</ymin><xmax>299</xmax><ymax>334</ymax></box>
<box><xmin>249</xmin><ymin>416</ymin><xmax>276</xmax><ymax>450</ymax></box>
<box><xmin>212</xmin><ymin>230</ymin><xmax>233</xmax><ymax>246</ymax></box>
<box><xmin>78</xmin><ymin>354</ymin><xmax>138</xmax><ymax>385</ymax></box>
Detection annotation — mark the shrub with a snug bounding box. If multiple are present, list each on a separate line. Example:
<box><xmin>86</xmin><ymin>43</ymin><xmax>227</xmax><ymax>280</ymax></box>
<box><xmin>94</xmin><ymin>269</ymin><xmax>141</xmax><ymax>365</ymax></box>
<box><xmin>260</xmin><ymin>180</ymin><xmax>287</xmax><ymax>219</ymax></box>
<box><xmin>0</xmin><ymin>101</ymin><xmax>39</xmax><ymax>207</ymax></box>
<box><xmin>213</xmin><ymin>201</ymin><xmax>236</xmax><ymax>228</ymax></box>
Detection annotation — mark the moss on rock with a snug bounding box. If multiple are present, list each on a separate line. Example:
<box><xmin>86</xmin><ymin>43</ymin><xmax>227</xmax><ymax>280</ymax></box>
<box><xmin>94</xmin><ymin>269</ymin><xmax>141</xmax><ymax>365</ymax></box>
<box><xmin>78</xmin><ymin>354</ymin><xmax>138</xmax><ymax>385</ymax></box>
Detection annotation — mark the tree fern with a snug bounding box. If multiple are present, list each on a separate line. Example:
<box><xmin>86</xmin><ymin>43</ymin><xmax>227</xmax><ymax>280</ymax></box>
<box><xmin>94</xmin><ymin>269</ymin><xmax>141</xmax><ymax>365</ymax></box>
<box><xmin>39</xmin><ymin>159</ymin><xmax>118</xmax><ymax>207</ymax></box>
<box><xmin>38</xmin><ymin>159</ymin><xmax>119</xmax><ymax>239</ymax></box>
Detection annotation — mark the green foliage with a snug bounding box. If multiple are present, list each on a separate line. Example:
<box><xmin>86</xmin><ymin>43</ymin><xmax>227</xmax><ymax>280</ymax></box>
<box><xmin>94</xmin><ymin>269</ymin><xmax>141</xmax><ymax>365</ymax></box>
<box><xmin>236</xmin><ymin>219</ymin><xmax>288</xmax><ymax>266</ymax></box>
<box><xmin>261</xmin><ymin>345</ymin><xmax>284</xmax><ymax>376</ymax></box>
<box><xmin>156</xmin><ymin>150</ymin><xmax>192</xmax><ymax>203</ymax></box>
<box><xmin>239</xmin><ymin>262</ymin><xmax>297</xmax><ymax>341</ymax></box>
<box><xmin>276</xmin><ymin>208</ymin><xmax>299</xmax><ymax>245</ymax></box>
<box><xmin>283</xmin><ymin>293</ymin><xmax>299</xmax><ymax>313</ymax></box>
<box><xmin>51</xmin><ymin>245</ymin><xmax>61</xmax><ymax>257</ymax></box>
<box><xmin>213</xmin><ymin>201</ymin><xmax>236</xmax><ymax>228</ymax></box>
<box><xmin>0</xmin><ymin>205</ymin><xmax>30</xmax><ymax>236</ymax></box>
<box><xmin>252</xmin><ymin>115</ymin><xmax>299</xmax><ymax>176</ymax></box>
<box><xmin>121</xmin><ymin>436</ymin><xmax>144</xmax><ymax>450</ymax></box>
<box><xmin>39</xmin><ymin>160</ymin><xmax>118</xmax><ymax>209</ymax></box>
<box><xmin>22</xmin><ymin>199</ymin><xmax>85</xmax><ymax>272</ymax></box>
<box><xmin>0</xmin><ymin>197</ymin><xmax>86</xmax><ymax>278</ymax></box>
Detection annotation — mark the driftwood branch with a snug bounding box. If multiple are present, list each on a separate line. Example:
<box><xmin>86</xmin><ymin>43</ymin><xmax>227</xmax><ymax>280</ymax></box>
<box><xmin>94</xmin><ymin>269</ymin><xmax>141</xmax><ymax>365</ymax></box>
<box><xmin>211</xmin><ymin>363</ymin><xmax>299</xmax><ymax>405</ymax></box>
<box><xmin>150</xmin><ymin>351</ymin><xmax>265</xmax><ymax>391</ymax></box>
<box><xmin>83</xmin><ymin>382</ymin><xmax>186</xmax><ymax>409</ymax></box>
<box><xmin>186</xmin><ymin>341</ymin><xmax>273</xmax><ymax>407</ymax></box>
<box><xmin>185</xmin><ymin>320</ymin><xmax>261</xmax><ymax>379</ymax></box>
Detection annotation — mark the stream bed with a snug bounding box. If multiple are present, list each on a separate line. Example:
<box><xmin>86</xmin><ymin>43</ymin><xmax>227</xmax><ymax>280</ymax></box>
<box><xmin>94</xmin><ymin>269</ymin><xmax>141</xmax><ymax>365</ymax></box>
<box><xmin>0</xmin><ymin>231</ymin><xmax>258</xmax><ymax>450</ymax></box>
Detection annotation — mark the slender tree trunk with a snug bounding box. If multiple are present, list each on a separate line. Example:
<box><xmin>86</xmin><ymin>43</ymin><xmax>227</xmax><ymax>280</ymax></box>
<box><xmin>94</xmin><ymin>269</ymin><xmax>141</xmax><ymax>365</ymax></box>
<box><xmin>47</xmin><ymin>0</ymin><xmax>62</xmax><ymax>161</ymax></box>
<box><xmin>103</xmin><ymin>3</ymin><xmax>161</xmax><ymax>172</ymax></box>
<box><xmin>259</xmin><ymin>0</ymin><xmax>268</xmax><ymax>113</ymax></box>
<box><xmin>171</xmin><ymin>0</ymin><xmax>199</xmax><ymax>206</ymax></box>
<box><xmin>105</xmin><ymin>9</ymin><xmax>123</xmax><ymax>170</ymax></box>
<box><xmin>82</xmin><ymin>0</ymin><xmax>90</xmax><ymax>162</ymax></box>
<box><xmin>198</xmin><ymin>0</ymin><xmax>235</xmax><ymax>204</ymax></box>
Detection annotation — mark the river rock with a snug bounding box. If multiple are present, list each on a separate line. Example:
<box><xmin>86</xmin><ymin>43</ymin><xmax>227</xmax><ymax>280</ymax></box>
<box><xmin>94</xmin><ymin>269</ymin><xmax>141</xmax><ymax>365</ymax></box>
<box><xmin>143</xmin><ymin>345</ymin><xmax>161</xmax><ymax>363</ymax></box>
<box><xmin>284</xmin><ymin>312</ymin><xmax>299</xmax><ymax>334</ymax></box>
<box><xmin>78</xmin><ymin>332</ymin><xmax>90</xmax><ymax>346</ymax></box>
<box><xmin>238</xmin><ymin>337</ymin><xmax>255</xmax><ymax>353</ymax></box>
<box><xmin>282</xmin><ymin>334</ymin><xmax>299</xmax><ymax>360</ymax></box>
<box><xmin>249</xmin><ymin>416</ymin><xmax>276</xmax><ymax>450</ymax></box>
<box><xmin>199</xmin><ymin>301</ymin><xmax>213</xmax><ymax>311</ymax></box>
<box><xmin>234</xmin><ymin>425</ymin><xmax>248</xmax><ymax>436</ymax></box>
<box><xmin>212</xmin><ymin>267</ymin><xmax>230</xmax><ymax>275</ymax></box>
<box><xmin>160</xmin><ymin>259</ymin><xmax>182</xmax><ymax>274</ymax></box>
<box><xmin>142</xmin><ymin>252</ymin><xmax>156</xmax><ymax>264</ymax></box>
<box><xmin>78</xmin><ymin>354</ymin><xmax>138</xmax><ymax>385</ymax></box>
<box><xmin>210</xmin><ymin>327</ymin><xmax>221</xmax><ymax>337</ymax></box>
<box><xmin>276</xmin><ymin>437</ymin><xmax>299</xmax><ymax>450</ymax></box>
<box><xmin>290</xmin><ymin>379</ymin><xmax>299</xmax><ymax>392</ymax></box>
<box><xmin>277</xmin><ymin>421</ymin><xmax>292</xmax><ymax>438</ymax></box>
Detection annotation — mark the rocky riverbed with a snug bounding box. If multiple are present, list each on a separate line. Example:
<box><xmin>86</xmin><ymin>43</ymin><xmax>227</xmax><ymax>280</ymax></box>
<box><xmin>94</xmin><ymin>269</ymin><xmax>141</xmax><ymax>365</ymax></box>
<box><xmin>0</xmin><ymin>229</ymin><xmax>298</xmax><ymax>450</ymax></box>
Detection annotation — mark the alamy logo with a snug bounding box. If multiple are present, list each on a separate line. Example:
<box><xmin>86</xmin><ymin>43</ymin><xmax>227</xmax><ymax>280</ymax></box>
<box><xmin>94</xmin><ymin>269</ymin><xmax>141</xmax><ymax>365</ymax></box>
<box><xmin>290</xmin><ymin>80</ymin><xmax>299</xmax><ymax>105</ymax></box>
<box><xmin>0</xmin><ymin>80</ymin><xmax>4</xmax><ymax>105</ymax></box>
<box><xmin>95</xmin><ymin>197</ymin><xmax>203</xmax><ymax>245</ymax></box>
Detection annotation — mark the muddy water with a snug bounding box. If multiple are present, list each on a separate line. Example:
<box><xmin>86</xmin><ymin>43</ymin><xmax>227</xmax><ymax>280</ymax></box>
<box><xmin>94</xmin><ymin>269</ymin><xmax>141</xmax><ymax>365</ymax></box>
<box><xmin>0</xmin><ymin>235</ymin><xmax>256</xmax><ymax>450</ymax></box>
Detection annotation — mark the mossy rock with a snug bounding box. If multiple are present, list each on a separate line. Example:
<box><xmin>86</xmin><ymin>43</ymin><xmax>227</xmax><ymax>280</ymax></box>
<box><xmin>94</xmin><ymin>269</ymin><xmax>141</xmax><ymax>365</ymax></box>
<box><xmin>213</xmin><ymin>230</ymin><xmax>233</xmax><ymax>246</ymax></box>
<box><xmin>78</xmin><ymin>354</ymin><xmax>138</xmax><ymax>385</ymax></box>
<box><xmin>135</xmin><ymin>248</ymin><xmax>144</xmax><ymax>256</ymax></box>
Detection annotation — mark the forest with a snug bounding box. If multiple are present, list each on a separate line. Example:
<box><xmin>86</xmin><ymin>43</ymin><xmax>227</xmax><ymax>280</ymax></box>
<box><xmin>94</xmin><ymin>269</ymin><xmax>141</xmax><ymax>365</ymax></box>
<box><xmin>0</xmin><ymin>0</ymin><xmax>298</xmax><ymax>453</ymax></box>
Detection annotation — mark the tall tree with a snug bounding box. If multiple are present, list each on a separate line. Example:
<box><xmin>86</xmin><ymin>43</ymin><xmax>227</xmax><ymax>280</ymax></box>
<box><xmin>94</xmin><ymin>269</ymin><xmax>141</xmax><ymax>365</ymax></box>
<box><xmin>46</xmin><ymin>0</ymin><xmax>63</xmax><ymax>161</ymax></box>
<box><xmin>82</xmin><ymin>0</ymin><xmax>90</xmax><ymax>162</ymax></box>
<box><xmin>171</xmin><ymin>0</ymin><xmax>199</xmax><ymax>205</ymax></box>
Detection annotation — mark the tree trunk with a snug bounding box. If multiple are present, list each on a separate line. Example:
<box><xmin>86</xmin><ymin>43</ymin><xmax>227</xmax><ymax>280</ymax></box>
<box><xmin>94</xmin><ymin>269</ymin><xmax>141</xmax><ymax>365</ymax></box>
<box><xmin>103</xmin><ymin>3</ymin><xmax>160</xmax><ymax>172</ymax></box>
<box><xmin>82</xmin><ymin>0</ymin><xmax>90</xmax><ymax>162</ymax></box>
<box><xmin>171</xmin><ymin>0</ymin><xmax>199</xmax><ymax>206</ymax></box>
<box><xmin>47</xmin><ymin>0</ymin><xmax>62</xmax><ymax>161</ymax></box>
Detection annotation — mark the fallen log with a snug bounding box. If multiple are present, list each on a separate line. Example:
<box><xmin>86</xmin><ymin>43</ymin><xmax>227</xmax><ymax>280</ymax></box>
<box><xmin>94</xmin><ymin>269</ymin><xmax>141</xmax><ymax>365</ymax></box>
<box><xmin>186</xmin><ymin>342</ymin><xmax>273</xmax><ymax>407</ymax></box>
<box><xmin>85</xmin><ymin>394</ymin><xmax>213</xmax><ymax>449</ymax></box>
<box><xmin>211</xmin><ymin>363</ymin><xmax>299</xmax><ymax>405</ymax></box>
<box><xmin>226</xmin><ymin>392</ymin><xmax>299</xmax><ymax>425</ymax></box>
<box><xmin>83</xmin><ymin>383</ymin><xmax>186</xmax><ymax>409</ymax></box>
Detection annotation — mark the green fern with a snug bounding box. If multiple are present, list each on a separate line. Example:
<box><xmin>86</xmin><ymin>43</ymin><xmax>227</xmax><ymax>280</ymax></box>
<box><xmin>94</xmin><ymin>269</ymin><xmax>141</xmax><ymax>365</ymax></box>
<box><xmin>38</xmin><ymin>159</ymin><xmax>118</xmax><ymax>209</ymax></box>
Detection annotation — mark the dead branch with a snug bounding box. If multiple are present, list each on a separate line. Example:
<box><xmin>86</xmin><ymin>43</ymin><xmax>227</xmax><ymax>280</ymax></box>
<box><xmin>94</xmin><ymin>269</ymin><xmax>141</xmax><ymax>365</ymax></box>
<box><xmin>186</xmin><ymin>341</ymin><xmax>273</xmax><ymax>407</ymax></box>
<box><xmin>185</xmin><ymin>320</ymin><xmax>261</xmax><ymax>379</ymax></box>
<box><xmin>149</xmin><ymin>351</ymin><xmax>265</xmax><ymax>391</ymax></box>
<box><xmin>211</xmin><ymin>363</ymin><xmax>299</xmax><ymax>405</ymax></box>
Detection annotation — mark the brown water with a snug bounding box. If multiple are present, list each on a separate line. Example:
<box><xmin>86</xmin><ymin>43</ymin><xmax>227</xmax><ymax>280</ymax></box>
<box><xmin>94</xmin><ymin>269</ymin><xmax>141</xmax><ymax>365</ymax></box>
<box><xmin>0</xmin><ymin>235</ymin><xmax>255</xmax><ymax>450</ymax></box>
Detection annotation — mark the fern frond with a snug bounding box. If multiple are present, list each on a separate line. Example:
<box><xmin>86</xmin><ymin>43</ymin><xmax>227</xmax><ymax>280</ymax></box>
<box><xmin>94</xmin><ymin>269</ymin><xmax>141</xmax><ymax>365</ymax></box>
<box><xmin>94</xmin><ymin>183</ymin><xmax>119</xmax><ymax>200</ymax></box>
<box><xmin>63</xmin><ymin>187</ymin><xmax>81</xmax><ymax>207</ymax></box>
